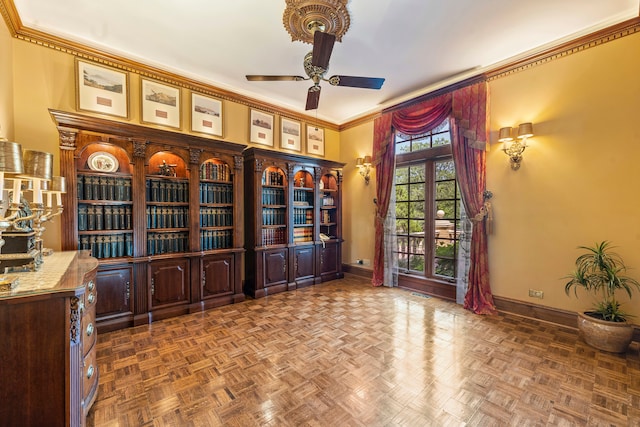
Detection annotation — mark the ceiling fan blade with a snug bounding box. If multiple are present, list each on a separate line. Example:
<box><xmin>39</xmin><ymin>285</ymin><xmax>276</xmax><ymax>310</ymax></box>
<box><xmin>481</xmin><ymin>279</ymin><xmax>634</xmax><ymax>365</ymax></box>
<box><xmin>305</xmin><ymin>86</ymin><xmax>321</xmax><ymax>110</ymax></box>
<box><xmin>246</xmin><ymin>75</ymin><xmax>306</xmax><ymax>81</ymax></box>
<box><xmin>311</xmin><ymin>31</ymin><xmax>335</xmax><ymax>69</ymax></box>
<box><xmin>328</xmin><ymin>75</ymin><xmax>385</xmax><ymax>89</ymax></box>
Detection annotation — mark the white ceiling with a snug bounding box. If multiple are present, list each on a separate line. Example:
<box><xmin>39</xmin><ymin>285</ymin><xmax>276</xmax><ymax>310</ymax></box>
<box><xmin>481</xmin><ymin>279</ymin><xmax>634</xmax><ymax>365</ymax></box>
<box><xmin>12</xmin><ymin>0</ymin><xmax>640</xmax><ymax>125</ymax></box>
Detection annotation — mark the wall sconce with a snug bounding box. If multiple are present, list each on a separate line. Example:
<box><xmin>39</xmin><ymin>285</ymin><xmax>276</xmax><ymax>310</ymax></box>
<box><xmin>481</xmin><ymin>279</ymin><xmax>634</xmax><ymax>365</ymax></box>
<box><xmin>499</xmin><ymin>122</ymin><xmax>533</xmax><ymax>170</ymax></box>
<box><xmin>356</xmin><ymin>155</ymin><xmax>372</xmax><ymax>184</ymax></box>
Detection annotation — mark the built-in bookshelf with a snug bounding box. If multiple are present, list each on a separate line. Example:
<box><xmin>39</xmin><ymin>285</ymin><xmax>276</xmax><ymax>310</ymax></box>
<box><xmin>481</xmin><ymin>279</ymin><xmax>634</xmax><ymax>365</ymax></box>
<box><xmin>52</xmin><ymin>109</ymin><xmax>246</xmax><ymax>332</ymax></box>
<box><xmin>199</xmin><ymin>159</ymin><xmax>234</xmax><ymax>251</ymax></box>
<box><xmin>243</xmin><ymin>148</ymin><xmax>344</xmax><ymax>298</ymax></box>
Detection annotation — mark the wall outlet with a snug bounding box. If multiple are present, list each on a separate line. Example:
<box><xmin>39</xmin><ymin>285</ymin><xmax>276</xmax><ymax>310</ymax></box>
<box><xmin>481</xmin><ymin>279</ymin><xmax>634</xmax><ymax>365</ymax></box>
<box><xmin>356</xmin><ymin>259</ymin><xmax>364</xmax><ymax>265</ymax></box>
<box><xmin>528</xmin><ymin>289</ymin><xmax>544</xmax><ymax>299</ymax></box>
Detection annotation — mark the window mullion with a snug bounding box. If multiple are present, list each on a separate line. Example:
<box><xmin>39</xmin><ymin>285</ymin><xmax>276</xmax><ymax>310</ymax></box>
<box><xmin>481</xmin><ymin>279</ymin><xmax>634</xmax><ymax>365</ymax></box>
<box><xmin>423</xmin><ymin>160</ymin><xmax>435</xmax><ymax>278</ymax></box>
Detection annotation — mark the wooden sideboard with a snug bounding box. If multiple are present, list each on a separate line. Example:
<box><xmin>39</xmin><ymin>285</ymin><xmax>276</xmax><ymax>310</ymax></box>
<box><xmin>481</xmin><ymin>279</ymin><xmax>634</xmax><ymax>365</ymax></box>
<box><xmin>0</xmin><ymin>251</ymin><xmax>99</xmax><ymax>427</ymax></box>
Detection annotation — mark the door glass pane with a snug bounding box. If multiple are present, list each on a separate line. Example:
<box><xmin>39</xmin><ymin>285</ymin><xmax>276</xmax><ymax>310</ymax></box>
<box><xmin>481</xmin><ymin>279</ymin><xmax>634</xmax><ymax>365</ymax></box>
<box><xmin>396</xmin><ymin>167</ymin><xmax>409</xmax><ymax>184</ymax></box>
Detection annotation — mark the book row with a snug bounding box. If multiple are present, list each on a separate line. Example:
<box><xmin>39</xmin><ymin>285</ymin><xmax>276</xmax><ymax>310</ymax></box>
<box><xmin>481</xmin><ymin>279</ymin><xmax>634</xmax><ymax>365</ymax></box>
<box><xmin>261</xmin><ymin>228</ymin><xmax>286</xmax><ymax>246</ymax></box>
<box><xmin>200</xmin><ymin>230</ymin><xmax>233</xmax><ymax>251</ymax></box>
<box><xmin>293</xmin><ymin>208</ymin><xmax>313</xmax><ymax>225</ymax></box>
<box><xmin>78</xmin><ymin>205</ymin><xmax>133</xmax><ymax>231</ymax></box>
<box><xmin>262</xmin><ymin>208</ymin><xmax>286</xmax><ymax>226</ymax></box>
<box><xmin>262</xmin><ymin>170</ymin><xmax>284</xmax><ymax>186</ymax></box>
<box><xmin>200</xmin><ymin>207</ymin><xmax>233</xmax><ymax>227</ymax></box>
<box><xmin>78</xmin><ymin>175</ymin><xmax>132</xmax><ymax>201</ymax></box>
<box><xmin>146</xmin><ymin>206</ymin><xmax>189</xmax><ymax>229</ymax></box>
<box><xmin>146</xmin><ymin>179</ymin><xmax>189</xmax><ymax>203</ymax></box>
<box><xmin>199</xmin><ymin>182</ymin><xmax>233</xmax><ymax>204</ymax></box>
<box><xmin>293</xmin><ymin>188</ymin><xmax>314</xmax><ymax>204</ymax></box>
<box><xmin>261</xmin><ymin>188</ymin><xmax>286</xmax><ymax>206</ymax></box>
<box><xmin>293</xmin><ymin>228</ymin><xmax>313</xmax><ymax>243</ymax></box>
<box><xmin>200</xmin><ymin>162</ymin><xmax>231</xmax><ymax>182</ymax></box>
<box><xmin>79</xmin><ymin>234</ymin><xmax>134</xmax><ymax>259</ymax></box>
<box><xmin>146</xmin><ymin>232</ymin><xmax>189</xmax><ymax>255</ymax></box>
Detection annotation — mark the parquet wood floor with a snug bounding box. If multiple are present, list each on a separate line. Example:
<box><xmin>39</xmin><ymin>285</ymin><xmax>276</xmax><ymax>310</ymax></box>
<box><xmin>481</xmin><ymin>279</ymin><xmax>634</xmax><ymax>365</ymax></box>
<box><xmin>87</xmin><ymin>274</ymin><xmax>640</xmax><ymax>426</ymax></box>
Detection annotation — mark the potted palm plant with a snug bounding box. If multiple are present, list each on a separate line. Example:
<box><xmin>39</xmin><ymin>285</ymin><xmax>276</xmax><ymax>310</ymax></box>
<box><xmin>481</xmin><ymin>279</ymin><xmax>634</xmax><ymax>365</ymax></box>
<box><xmin>565</xmin><ymin>241</ymin><xmax>640</xmax><ymax>352</ymax></box>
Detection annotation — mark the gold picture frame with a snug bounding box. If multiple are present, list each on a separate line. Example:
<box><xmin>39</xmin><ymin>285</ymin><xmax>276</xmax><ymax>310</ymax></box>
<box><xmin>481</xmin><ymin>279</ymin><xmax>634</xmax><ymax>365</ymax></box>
<box><xmin>249</xmin><ymin>109</ymin><xmax>274</xmax><ymax>147</ymax></box>
<box><xmin>191</xmin><ymin>92</ymin><xmax>223</xmax><ymax>137</ymax></box>
<box><xmin>306</xmin><ymin>125</ymin><xmax>325</xmax><ymax>156</ymax></box>
<box><xmin>280</xmin><ymin>117</ymin><xmax>302</xmax><ymax>152</ymax></box>
<box><xmin>141</xmin><ymin>78</ymin><xmax>181</xmax><ymax>129</ymax></box>
<box><xmin>76</xmin><ymin>59</ymin><xmax>129</xmax><ymax>118</ymax></box>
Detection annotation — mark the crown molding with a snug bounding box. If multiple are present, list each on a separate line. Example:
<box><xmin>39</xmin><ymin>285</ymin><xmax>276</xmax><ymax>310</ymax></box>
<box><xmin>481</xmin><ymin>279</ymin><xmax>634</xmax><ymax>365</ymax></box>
<box><xmin>485</xmin><ymin>16</ymin><xmax>640</xmax><ymax>81</ymax></box>
<box><xmin>0</xmin><ymin>0</ymin><xmax>339</xmax><ymax>131</ymax></box>
<box><xmin>2</xmin><ymin>1</ymin><xmax>640</xmax><ymax>132</ymax></box>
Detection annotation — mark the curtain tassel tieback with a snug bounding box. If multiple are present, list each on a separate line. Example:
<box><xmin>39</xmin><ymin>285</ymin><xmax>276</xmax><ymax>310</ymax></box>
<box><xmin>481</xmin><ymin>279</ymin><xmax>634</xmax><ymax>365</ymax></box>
<box><xmin>470</xmin><ymin>191</ymin><xmax>493</xmax><ymax>234</ymax></box>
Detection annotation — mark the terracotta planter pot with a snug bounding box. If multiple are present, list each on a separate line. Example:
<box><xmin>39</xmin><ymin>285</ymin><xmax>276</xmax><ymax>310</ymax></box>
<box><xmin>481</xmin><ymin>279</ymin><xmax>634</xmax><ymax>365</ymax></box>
<box><xmin>577</xmin><ymin>312</ymin><xmax>634</xmax><ymax>353</ymax></box>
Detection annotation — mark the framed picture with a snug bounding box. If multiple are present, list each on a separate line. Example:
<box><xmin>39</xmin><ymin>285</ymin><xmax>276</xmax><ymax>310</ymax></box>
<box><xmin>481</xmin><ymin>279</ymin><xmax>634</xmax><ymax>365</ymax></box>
<box><xmin>306</xmin><ymin>125</ymin><xmax>325</xmax><ymax>156</ymax></box>
<box><xmin>191</xmin><ymin>92</ymin><xmax>223</xmax><ymax>137</ymax></box>
<box><xmin>76</xmin><ymin>59</ymin><xmax>129</xmax><ymax>118</ymax></box>
<box><xmin>280</xmin><ymin>117</ymin><xmax>301</xmax><ymax>152</ymax></box>
<box><xmin>249</xmin><ymin>109</ymin><xmax>274</xmax><ymax>146</ymax></box>
<box><xmin>141</xmin><ymin>78</ymin><xmax>181</xmax><ymax>129</ymax></box>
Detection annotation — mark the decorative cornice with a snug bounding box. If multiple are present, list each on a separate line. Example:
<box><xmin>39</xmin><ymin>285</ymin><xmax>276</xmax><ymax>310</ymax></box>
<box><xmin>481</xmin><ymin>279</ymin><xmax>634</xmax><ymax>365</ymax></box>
<box><xmin>485</xmin><ymin>16</ymin><xmax>640</xmax><ymax>81</ymax></box>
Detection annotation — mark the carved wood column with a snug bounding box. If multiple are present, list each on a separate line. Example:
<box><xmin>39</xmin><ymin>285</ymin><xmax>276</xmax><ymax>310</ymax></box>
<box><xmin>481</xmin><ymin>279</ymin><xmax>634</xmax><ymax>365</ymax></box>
<box><xmin>57</xmin><ymin>126</ymin><xmax>78</xmax><ymax>250</ymax></box>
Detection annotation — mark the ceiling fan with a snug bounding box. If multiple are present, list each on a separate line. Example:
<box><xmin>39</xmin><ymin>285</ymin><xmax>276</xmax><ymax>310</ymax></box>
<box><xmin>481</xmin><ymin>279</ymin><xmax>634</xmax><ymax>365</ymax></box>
<box><xmin>246</xmin><ymin>29</ymin><xmax>385</xmax><ymax>110</ymax></box>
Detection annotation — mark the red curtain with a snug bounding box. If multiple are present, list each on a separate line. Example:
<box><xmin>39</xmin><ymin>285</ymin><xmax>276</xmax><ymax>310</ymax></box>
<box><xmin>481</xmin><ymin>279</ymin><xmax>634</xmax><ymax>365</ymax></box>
<box><xmin>372</xmin><ymin>113</ymin><xmax>393</xmax><ymax>286</ymax></box>
<box><xmin>450</xmin><ymin>83</ymin><xmax>496</xmax><ymax>314</ymax></box>
<box><xmin>371</xmin><ymin>82</ymin><xmax>496</xmax><ymax>314</ymax></box>
<box><xmin>371</xmin><ymin>94</ymin><xmax>451</xmax><ymax>287</ymax></box>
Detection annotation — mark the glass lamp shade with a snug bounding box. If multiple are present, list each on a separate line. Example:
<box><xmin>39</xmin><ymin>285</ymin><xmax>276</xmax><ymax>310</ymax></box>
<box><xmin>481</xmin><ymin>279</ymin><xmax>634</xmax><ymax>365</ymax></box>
<box><xmin>0</xmin><ymin>141</ymin><xmax>24</xmax><ymax>174</ymax></box>
<box><xmin>363</xmin><ymin>155</ymin><xmax>372</xmax><ymax>166</ymax></box>
<box><xmin>356</xmin><ymin>157</ymin><xmax>364</xmax><ymax>167</ymax></box>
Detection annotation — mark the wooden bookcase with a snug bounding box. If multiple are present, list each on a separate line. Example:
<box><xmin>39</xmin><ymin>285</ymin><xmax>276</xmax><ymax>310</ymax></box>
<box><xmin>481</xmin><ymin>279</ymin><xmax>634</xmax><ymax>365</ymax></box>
<box><xmin>51</xmin><ymin>109</ymin><xmax>246</xmax><ymax>332</ymax></box>
<box><xmin>243</xmin><ymin>147</ymin><xmax>344</xmax><ymax>298</ymax></box>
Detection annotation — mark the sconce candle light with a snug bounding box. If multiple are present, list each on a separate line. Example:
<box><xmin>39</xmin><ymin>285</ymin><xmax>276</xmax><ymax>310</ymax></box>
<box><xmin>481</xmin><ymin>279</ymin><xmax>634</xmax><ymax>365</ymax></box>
<box><xmin>499</xmin><ymin>122</ymin><xmax>534</xmax><ymax>170</ymax></box>
<box><xmin>356</xmin><ymin>155</ymin><xmax>372</xmax><ymax>184</ymax></box>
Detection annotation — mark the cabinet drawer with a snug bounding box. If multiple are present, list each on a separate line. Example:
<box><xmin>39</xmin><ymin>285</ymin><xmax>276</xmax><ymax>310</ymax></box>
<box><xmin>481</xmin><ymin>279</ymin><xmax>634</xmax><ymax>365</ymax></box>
<box><xmin>83</xmin><ymin>346</ymin><xmax>98</xmax><ymax>404</ymax></box>
<box><xmin>84</xmin><ymin>278</ymin><xmax>97</xmax><ymax>308</ymax></box>
<box><xmin>82</xmin><ymin>303</ymin><xmax>97</xmax><ymax>355</ymax></box>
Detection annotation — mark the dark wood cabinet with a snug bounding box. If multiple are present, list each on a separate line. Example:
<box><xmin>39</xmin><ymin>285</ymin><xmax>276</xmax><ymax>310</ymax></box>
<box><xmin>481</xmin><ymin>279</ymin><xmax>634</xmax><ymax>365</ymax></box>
<box><xmin>243</xmin><ymin>148</ymin><xmax>344</xmax><ymax>298</ymax></box>
<box><xmin>149</xmin><ymin>258</ymin><xmax>190</xmax><ymax>314</ymax></box>
<box><xmin>201</xmin><ymin>253</ymin><xmax>234</xmax><ymax>298</ymax></box>
<box><xmin>51</xmin><ymin>109</ymin><xmax>246</xmax><ymax>331</ymax></box>
<box><xmin>0</xmin><ymin>251</ymin><xmax>99</xmax><ymax>426</ymax></box>
<box><xmin>95</xmin><ymin>264</ymin><xmax>133</xmax><ymax>332</ymax></box>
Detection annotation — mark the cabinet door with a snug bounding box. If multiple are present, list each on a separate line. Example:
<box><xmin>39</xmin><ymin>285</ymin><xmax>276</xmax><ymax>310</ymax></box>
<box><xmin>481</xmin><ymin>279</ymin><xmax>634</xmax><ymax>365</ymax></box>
<box><xmin>201</xmin><ymin>254</ymin><xmax>234</xmax><ymax>299</ymax></box>
<box><xmin>149</xmin><ymin>258</ymin><xmax>190</xmax><ymax>309</ymax></box>
<box><xmin>263</xmin><ymin>248</ymin><xmax>287</xmax><ymax>286</ymax></box>
<box><xmin>320</xmin><ymin>242</ymin><xmax>339</xmax><ymax>275</ymax></box>
<box><xmin>96</xmin><ymin>265</ymin><xmax>133</xmax><ymax>320</ymax></box>
<box><xmin>294</xmin><ymin>246</ymin><xmax>315</xmax><ymax>280</ymax></box>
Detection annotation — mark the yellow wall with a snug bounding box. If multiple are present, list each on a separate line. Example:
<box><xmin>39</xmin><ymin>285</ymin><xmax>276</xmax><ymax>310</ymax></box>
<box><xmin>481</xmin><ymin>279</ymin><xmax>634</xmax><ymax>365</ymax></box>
<box><xmin>5</xmin><ymin>17</ymin><xmax>640</xmax><ymax>320</ymax></box>
<box><xmin>487</xmin><ymin>32</ymin><xmax>640</xmax><ymax>320</ymax></box>
<box><xmin>339</xmin><ymin>122</ymin><xmax>376</xmax><ymax>265</ymax></box>
<box><xmin>339</xmin><ymin>31</ymin><xmax>640</xmax><ymax>320</ymax></box>
<box><xmin>0</xmin><ymin>16</ymin><xmax>13</xmax><ymax>139</ymax></box>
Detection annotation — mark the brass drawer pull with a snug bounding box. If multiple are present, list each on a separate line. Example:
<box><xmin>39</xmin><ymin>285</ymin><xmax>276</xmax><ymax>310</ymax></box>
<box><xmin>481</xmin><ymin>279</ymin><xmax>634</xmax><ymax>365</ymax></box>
<box><xmin>88</xmin><ymin>293</ymin><xmax>95</xmax><ymax>304</ymax></box>
<box><xmin>86</xmin><ymin>323</ymin><xmax>94</xmax><ymax>337</ymax></box>
<box><xmin>87</xmin><ymin>280</ymin><xmax>95</xmax><ymax>291</ymax></box>
<box><xmin>86</xmin><ymin>365</ymin><xmax>94</xmax><ymax>379</ymax></box>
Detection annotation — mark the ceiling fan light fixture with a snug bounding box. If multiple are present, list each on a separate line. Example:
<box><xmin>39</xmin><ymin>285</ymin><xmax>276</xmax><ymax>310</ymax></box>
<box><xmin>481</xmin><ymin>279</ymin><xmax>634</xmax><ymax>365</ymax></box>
<box><xmin>283</xmin><ymin>0</ymin><xmax>350</xmax><ymax>44</ymax></box>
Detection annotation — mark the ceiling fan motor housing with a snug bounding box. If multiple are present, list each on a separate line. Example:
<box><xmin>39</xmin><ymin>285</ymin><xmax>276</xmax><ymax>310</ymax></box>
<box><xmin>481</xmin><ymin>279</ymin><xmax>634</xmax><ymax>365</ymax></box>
<box><xmin>283</xmin><ymin>0</ymin><xmax>350</xmax><ymax>43</ymax></box>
